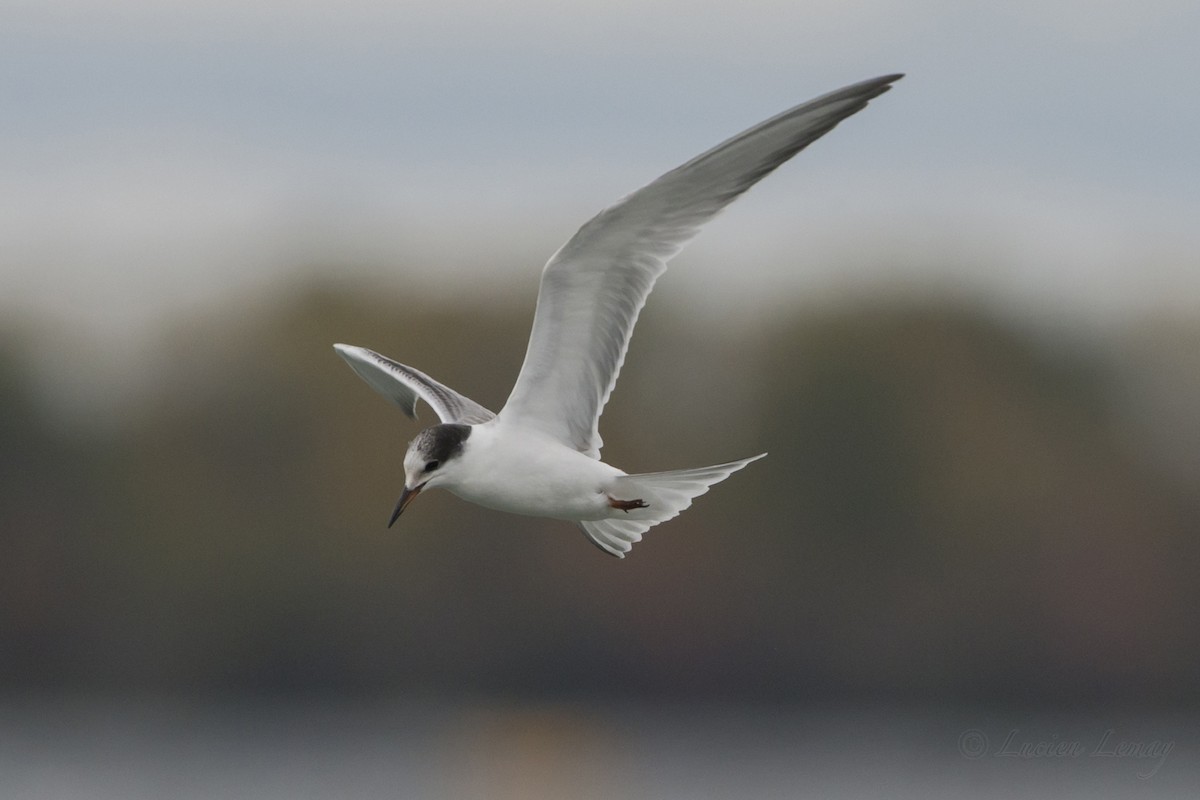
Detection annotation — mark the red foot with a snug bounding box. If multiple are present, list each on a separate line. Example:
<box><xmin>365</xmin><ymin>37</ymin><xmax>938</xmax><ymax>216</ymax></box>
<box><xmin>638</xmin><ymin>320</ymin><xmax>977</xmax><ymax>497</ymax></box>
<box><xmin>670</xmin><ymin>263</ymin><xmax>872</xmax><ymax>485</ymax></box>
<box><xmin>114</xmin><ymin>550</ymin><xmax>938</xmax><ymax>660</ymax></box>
<box><xmin>608</xmin><ymin>496</ymin><xmax>649</xmax><ymax>513</ymax></box>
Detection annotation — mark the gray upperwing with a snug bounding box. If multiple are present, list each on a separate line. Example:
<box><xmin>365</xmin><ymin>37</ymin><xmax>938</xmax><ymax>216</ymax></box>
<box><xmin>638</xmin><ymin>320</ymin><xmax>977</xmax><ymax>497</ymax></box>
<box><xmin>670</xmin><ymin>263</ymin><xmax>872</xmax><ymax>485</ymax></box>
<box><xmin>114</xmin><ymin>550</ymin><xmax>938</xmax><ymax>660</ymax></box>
<box><xmin>499</xmin><ymin>74</ymin><xmax>903</xmax><ymax>458</ymax></box>
<box><xmin>333</xmin><ymin>344</ymin><xmax>496</xmax><ymax>425</ymax></box>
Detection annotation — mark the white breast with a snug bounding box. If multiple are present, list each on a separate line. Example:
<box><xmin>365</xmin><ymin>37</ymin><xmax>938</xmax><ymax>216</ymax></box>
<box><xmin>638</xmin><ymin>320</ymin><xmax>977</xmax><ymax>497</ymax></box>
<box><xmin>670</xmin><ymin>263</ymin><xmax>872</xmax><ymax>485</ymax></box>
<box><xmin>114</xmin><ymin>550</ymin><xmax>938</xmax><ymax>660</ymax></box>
<box><xmin>444</xmin><ymin>421</ymin><xmax>623</xmax><ymax>521</ymax></box>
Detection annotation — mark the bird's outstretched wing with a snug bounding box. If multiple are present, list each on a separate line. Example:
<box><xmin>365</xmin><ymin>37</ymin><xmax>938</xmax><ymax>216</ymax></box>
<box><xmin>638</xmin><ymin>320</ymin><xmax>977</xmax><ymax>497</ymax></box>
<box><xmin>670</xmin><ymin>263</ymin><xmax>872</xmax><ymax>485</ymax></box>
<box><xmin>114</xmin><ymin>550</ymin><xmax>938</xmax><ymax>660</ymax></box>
<box><xmin>333</xmin><ymin>344</ymin><xmax>496</xmax><ymax>424</ymax></box>
<box><xmin>499</xmin><ymin>74</ymin><xmax>902</xmax><ymax>458</ymax></box>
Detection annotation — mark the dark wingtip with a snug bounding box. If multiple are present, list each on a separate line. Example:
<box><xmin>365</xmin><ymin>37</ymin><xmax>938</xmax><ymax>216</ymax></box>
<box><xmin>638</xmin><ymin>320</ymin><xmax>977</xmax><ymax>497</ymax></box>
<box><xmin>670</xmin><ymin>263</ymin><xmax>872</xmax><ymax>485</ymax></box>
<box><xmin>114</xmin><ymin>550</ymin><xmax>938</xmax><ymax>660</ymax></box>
<box><xmin>864</xmin><ymin>73</ymin><xmax>905</xmax><ymax>97</ymax></box>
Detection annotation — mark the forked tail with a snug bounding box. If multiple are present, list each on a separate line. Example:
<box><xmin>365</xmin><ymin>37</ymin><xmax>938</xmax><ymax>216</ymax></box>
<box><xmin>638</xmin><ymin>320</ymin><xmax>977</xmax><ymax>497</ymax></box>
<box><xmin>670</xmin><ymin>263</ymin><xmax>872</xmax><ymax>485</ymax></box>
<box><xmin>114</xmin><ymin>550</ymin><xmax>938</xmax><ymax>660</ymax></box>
<box><xmin>579</xmin><ymin>453</ymin><xmax>766</xmax><ymax>558</ymax></box>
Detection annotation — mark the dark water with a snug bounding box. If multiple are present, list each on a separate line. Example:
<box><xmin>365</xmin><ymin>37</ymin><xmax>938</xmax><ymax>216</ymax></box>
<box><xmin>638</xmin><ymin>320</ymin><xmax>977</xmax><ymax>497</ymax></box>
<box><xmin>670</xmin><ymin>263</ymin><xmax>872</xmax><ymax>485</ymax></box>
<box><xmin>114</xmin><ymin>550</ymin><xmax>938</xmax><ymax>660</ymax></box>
<box><xmin>1</xmin><ymin>697</ymin><xmax>1194</xmax><ymax>799</ymax></box>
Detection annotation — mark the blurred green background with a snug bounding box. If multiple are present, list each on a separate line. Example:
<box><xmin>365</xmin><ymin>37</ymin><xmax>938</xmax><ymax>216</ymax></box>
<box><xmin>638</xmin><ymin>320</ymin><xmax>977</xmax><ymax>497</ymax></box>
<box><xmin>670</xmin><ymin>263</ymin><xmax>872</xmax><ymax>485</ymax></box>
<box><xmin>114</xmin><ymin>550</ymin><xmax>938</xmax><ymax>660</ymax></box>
<box><xmin>4</xmin><ymin>279</ymin><xmax>1198</xmax><ymax>704</ymax></box>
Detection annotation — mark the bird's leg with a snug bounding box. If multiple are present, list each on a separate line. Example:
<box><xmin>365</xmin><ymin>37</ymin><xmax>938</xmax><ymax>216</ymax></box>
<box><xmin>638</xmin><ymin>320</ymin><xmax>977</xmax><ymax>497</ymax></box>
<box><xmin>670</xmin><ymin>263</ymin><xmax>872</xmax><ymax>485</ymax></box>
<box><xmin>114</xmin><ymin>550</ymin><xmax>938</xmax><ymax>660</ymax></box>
<box><xmin>608</xmin><ymin>496</ymin><xmax>649</xmax><ymax>513</ymax></box>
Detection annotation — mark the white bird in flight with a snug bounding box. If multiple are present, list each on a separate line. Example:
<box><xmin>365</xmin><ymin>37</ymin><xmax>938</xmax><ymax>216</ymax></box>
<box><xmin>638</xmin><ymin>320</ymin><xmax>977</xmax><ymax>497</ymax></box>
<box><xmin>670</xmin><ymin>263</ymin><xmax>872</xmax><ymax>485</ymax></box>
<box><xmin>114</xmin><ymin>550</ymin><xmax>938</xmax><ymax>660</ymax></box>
<box><xmin>335</xmin><ymin>73</ymin><xmax>902</xmax><ymax>557</ymax></box>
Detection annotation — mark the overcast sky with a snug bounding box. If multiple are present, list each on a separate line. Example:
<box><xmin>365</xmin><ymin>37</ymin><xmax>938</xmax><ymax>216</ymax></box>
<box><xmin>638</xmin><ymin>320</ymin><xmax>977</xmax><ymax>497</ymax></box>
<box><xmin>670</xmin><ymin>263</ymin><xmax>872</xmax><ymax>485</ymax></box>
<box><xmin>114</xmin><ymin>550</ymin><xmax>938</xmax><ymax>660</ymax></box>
<box><xmin>3</xmin><ymin>0</ymin><xmax>1199</xmax><ymax>349</ymax></box>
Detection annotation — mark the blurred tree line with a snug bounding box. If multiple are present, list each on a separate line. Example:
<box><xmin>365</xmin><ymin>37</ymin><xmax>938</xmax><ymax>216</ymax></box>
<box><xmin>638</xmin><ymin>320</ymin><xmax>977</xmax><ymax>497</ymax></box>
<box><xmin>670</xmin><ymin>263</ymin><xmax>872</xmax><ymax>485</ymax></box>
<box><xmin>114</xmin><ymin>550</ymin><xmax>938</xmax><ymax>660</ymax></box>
<box><xmin>2</xmin><ymin>276</ymin><xmax>1198</xmax><ymax>705</ymax></box>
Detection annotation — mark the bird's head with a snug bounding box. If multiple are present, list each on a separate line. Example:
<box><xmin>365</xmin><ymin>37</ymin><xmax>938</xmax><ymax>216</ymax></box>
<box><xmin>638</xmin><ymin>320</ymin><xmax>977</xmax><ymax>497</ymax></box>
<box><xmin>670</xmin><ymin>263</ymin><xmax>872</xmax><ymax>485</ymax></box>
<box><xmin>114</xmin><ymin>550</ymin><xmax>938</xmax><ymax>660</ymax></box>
<box><xmin>389</xmin><ymin>423</ymin><xmax>472</xmax><ymax>526</ymax></box>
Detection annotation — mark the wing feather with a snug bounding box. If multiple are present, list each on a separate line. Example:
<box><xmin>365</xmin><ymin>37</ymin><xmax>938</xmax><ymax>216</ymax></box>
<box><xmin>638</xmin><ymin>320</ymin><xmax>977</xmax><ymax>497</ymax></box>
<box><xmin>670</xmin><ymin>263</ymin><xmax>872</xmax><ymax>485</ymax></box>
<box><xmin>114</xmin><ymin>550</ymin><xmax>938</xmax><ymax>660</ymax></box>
<box><xmin>500</xmin><ymin>74</ymin><xmax>902</xmax><ymax>457</ymax></box>
<box><xmin>333</xmin><ymin>344</ymin><xmax>496</xmax><ymax>425</ymax></box>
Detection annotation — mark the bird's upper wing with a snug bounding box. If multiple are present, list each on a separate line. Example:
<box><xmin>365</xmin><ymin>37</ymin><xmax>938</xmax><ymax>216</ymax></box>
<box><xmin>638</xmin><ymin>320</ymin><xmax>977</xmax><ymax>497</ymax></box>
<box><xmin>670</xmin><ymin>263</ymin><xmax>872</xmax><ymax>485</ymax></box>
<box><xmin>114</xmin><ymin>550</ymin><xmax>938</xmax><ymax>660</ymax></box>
<box><xmin>498</xmin><ymin>74</ymin><xmax>902</xmax><ymax>458</ymax></box>
<box><xmin>333</xmin><ymin>344</ymin><xmax>496</xmax><ymax>424</ymax></box>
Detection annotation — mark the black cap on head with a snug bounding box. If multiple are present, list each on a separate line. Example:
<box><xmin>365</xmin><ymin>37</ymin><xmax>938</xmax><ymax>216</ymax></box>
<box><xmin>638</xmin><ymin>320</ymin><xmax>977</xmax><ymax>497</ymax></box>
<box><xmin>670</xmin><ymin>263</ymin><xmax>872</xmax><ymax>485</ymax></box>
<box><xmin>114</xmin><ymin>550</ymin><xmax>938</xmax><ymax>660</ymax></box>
<box><xmin>413</xmin><ymin>423</ymin><xmax>472</xmax><ymax>465</ymax></box>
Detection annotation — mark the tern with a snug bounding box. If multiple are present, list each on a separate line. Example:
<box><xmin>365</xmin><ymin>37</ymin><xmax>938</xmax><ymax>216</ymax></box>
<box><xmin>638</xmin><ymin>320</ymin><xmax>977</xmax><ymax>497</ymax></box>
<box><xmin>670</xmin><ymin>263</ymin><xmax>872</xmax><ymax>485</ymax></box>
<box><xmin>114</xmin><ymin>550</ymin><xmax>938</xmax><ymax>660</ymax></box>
<box><xmin>335</xmin><ymin>73</ymin><xmax>901</xmax><ymax>557</ymax></box>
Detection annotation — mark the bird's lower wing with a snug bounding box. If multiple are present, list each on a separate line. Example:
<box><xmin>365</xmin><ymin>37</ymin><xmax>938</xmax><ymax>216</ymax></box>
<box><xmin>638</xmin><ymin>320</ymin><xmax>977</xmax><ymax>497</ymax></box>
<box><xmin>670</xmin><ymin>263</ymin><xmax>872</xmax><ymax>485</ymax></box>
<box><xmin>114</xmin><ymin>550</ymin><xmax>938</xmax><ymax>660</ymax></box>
<box><xmin>333</xmin><ymin>344</ymin><xmax>496</xmax><ymax>424</ymax></box>
<box><xmin>499</xmin><ymin>74</ymin><xmax>902</xmax><ymax>458</ymax></box>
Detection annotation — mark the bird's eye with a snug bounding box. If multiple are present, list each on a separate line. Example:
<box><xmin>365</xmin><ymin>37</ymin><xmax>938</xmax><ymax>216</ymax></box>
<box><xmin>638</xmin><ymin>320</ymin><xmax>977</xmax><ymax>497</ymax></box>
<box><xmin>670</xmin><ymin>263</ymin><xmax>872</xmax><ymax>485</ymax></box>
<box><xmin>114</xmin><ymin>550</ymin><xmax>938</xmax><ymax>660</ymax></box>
<box><xmin>424</xmin><ymin>460</ymin><xmax>439</xmax><ymax>472</ymax></box>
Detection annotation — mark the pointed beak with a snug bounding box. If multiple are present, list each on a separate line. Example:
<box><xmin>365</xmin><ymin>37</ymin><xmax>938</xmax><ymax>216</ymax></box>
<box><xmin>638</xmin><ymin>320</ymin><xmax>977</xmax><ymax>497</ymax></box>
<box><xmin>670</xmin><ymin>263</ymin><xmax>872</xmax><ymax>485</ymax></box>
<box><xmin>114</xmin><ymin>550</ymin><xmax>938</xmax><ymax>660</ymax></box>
<box><xmin>388</xmin><ymin>483</ymin><xmax>423</xmax><ymax>527</ymax></box>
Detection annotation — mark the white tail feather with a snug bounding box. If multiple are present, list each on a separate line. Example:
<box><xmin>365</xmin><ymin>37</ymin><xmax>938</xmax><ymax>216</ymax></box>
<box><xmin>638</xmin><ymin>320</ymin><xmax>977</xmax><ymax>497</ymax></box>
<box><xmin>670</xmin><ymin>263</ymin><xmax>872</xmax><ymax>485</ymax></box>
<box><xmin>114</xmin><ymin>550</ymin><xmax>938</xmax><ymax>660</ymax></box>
<box><xmin>579</xmin><ymin>453</ymin><xmax>766</xmax><ymax>557</ymax></box>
